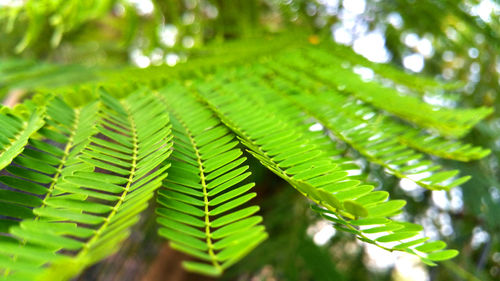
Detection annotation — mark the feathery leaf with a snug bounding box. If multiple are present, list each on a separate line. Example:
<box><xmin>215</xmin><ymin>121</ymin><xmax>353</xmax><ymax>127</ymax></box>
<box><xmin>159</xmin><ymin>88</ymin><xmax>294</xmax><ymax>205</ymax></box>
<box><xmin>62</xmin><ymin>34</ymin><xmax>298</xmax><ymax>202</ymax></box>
<box><xmin>155</xmin><ymin>86</ymin><xmax>267</xmax><ymax>276</ymax></box>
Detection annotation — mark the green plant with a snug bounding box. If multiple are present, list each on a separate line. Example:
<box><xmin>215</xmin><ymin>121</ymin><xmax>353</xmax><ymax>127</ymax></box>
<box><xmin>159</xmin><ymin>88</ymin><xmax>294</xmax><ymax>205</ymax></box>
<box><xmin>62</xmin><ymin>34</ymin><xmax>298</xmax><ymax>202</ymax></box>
<box><xmin>0</xmin><ymin>36</ymin><xmax>491</xmax><ymax>280</ymax></box>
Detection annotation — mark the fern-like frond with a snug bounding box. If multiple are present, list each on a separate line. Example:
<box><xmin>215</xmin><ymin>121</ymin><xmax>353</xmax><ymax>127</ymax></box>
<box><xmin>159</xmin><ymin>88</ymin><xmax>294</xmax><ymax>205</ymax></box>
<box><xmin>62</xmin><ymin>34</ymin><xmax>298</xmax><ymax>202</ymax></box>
<box><xmin>255</xmin><ymin>67</ymin><xmax>470</xmax><ymax>190</ymax></box>
<box><xmin>0</xmin><ymin>90</ymin><xmax>173</xmax><ymax>281</ymax></box>
<box><xmin>316</xmin><ymin>42</ymin><xmax>464</xmax><ymax>92</ymax></box>
<box><xmin>278</xmin><ymin>47</ymin><xmax>492</xmax><ymax>138</ymax></box>
<box><xmin>0</xmin><ymin>96</ymin><xmax>92</xmax><ymax>230</ymax></box>
<box><xmin>0</xmin><ymin>96</ymin><xmax>99</xmax><ymax>280</ymax></box>
<box><xmin>0</xmin><ymin>110</ymin><xmax>44</xmax><ymax>170</ymax></box>
<box><xmin>0</xmin><ymin>34</ymin><xmax>489</xmax><ymax>278</ymax></box>
<box><xmin>155</xmin><ymin>85</ymin><xmax>267</xmax><ymax>276</ymax></box>
<box><xmin>0</xmin><ymin>58</ymin><xmax>97</xmax><ymax>96</ymax></box>
<box><xmin>264</xmin><ymin>62</ymin><xmax>490</xmax><ymax>162</ymax></box>
<box><xmin>193</xmin><ymin>77</ymin><xmax>456</xmax><ymax>265</ymax></box>
<box><xmin>395</xmin><ymin>129</ymin><xmax>491</xmax><ymax>161</ymax></box>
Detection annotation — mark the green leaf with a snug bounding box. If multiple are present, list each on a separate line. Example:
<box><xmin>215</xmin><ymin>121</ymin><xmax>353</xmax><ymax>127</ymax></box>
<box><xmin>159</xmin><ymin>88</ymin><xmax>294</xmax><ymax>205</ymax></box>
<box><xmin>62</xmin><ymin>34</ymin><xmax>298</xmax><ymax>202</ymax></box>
<box><xmin>182</xmin><ymin>261</ymin><xmax>222</xmax><ymax>277</ymax></box>
<box><xmin>376</xmin><ymin>232</ymin><xmax>419</xmax><ymax>243</ymax></box>
<box><xmin>415</xmin><ymin>241</ymin><xmax>447</xmax><ymax>253</ymax></box>
<box><xmin>427</xmin><ymin>250</ymin><xmax>459</xmax><ymax>261</ymax></box>
<box><xmin>366</xmin><ymin>200</ymin><xmax>406</xmax><ymax>217</ymax></box>
<box><xmin>343</xmin><ymin>200</ymin><xmax>368</xmax><ymax>218</ymax></box>
<box><xmin>351</xmin><ymin>218</ymin><xmax>390</xmax><ymax>226</ymax></box>
<box><xmin>317</xmin><ymin>189</ymin><xmax>342</xmax><ymax>210</ymax></box>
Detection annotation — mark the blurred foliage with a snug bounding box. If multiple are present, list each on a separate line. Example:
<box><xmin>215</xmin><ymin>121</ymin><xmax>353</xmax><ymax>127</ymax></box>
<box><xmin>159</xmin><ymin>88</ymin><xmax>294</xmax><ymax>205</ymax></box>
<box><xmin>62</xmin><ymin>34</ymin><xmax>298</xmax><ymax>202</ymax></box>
<box><xmin>1</xmin><ymin>0</ymin><xmax>500</xmax><ymax>280</ymax></box>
